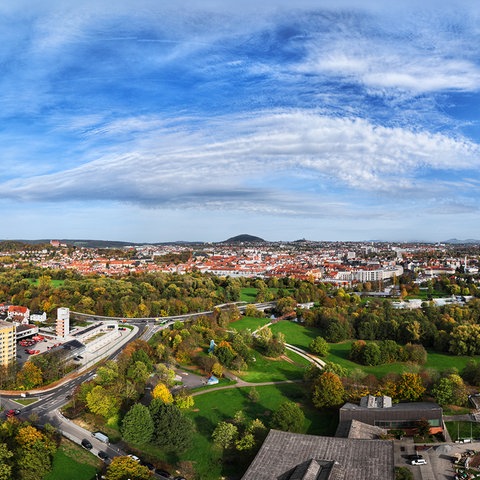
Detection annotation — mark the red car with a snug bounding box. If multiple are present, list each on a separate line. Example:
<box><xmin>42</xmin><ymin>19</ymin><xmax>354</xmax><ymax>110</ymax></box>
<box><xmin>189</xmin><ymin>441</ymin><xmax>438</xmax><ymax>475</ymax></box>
<box><xmin>6</xmin><ymin>409</ymin><xmax>20</xmax><ymax>418</ymax></box>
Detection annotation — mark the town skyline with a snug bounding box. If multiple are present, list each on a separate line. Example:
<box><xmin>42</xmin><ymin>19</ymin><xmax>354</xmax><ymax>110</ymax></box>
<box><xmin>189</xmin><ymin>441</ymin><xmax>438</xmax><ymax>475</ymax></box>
<box><xmin>2</xmin><ymin>0</ymin><xmax>480</xmax><ymax>243</ymax></box>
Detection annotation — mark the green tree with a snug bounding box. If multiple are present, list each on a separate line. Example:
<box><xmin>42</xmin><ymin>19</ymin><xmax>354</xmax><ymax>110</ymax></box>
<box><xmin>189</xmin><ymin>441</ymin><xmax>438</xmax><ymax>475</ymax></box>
<box><xmin>270</xmin><ymin>401</ymin><xmax>305</xmax><ymax>433</ymax></box>
<box><xmin>235</xmin><ymin>432</ymin><xmax>255</xmax><ymax>451</ymax></box>
<box><xmin>15</xmin><ymin>425</ymin><xmax>56</xmax><ymax>480</ymax></box>
<box><xmin>16</xmin><ymin>362</ymin><xmax>43</xmax><ymax>389</ymax></box>
<box><xmin>121</xmin><ymin>403</ymin><xmax>154</xmax><ymax>445</ymax></box>
<box><xmin>212</xmin><ymin>421</ymin><xmax>238</xmax><ymax>450</ymax></box>
<box><xmin>248</xmin><ymin>387</ymin><xmax>260</xmax><ymax>403</ymax></box>
<box><xmin>149</xmin><ymin>400</ymin><xmax>195</xmax><ymax>453</ymax></box>
<box><xmin>431</xmin><ymin>374</ymin><xmax>468</xmax><ymax>406</ymax></box>
<box><xmin>0</xmin><ymin>443</ymin><xmax>13</xmax><ymax>480</ymax></box>
<box><xmin>105</xmin><ymin>456</ymin><xmax>152</xmax><ymax>480</ymax></box>
<box><xmin>309</xmin><ymin>336</ymin><xmax>329</xmax><ymax>357</ymax></box>
<box><xmin>86</xmin><ymin>385</ymin><xmax>120</xmax><ymax>419</ymax></box>
<box><xmin>396</xmin><ymin>373</ymin><xmax>425</xmax><ymax>402</ymax></box>
<box><xmin>312</xmin><ymin>372</ymin><xmax>345</xmax><ymax>408</ymax></box>
<box><xmin>174</xmin><ymin>389</ymin><xmax>194</xmax><ymax>409</ymax></box>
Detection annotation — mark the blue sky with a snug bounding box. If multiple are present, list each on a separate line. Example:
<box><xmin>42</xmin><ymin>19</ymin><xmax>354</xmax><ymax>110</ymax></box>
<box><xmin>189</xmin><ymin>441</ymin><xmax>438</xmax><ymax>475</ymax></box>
<box><xmin>2</xmin><ymin>0</ymin><xmax>480</xmax><ymax>243</ymax></box>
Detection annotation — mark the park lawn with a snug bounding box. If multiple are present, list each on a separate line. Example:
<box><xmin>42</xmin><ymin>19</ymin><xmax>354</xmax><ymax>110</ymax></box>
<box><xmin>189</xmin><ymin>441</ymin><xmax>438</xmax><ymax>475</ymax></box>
<box><xmin>237</xmin><ymin>351</ymin><xmax>306</xmax><ymax>383</ymax></box>
<box><xmin>230</xmin><ymin>316</ymin><xmax>271</xmax><ymax>332</ymax></box>
<box><xmin>424</xmin><ymin>350</ymin><xmax>480</xmax><ymax>372</ymax></box>
<box><xmin>44</xmin><ymin>439</ymin><xmax>101</xmax><ymax>480</ymax></box>
<box><xmin>176</xmin><ymin>384</ymin><xmax>337</xmax><ymax>480</ymax></box>
<box><xmin>270</xmin><ymin>320</ymin><xmax>322</xmax><ymax>350</ymax></box>
<box><xmin>326</xmin><ymin>341</ymin><xmax>414</xmax><ymax>377</ymax></box>
<box><xmin>240</xmin><ymin>288</ymin><xmax>257</xmax><ymax>303</ymax></box>
<box><xmin>28</xmin><ymin>278</ymin><xmax>65</xmax><ymax>287</ymax></box>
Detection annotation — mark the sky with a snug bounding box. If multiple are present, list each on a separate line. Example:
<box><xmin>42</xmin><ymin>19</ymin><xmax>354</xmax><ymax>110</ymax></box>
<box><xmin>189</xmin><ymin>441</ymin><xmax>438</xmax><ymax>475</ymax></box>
<box><xmin>1</xmin><ymin>0</ymin><xmax>480</xmax><ymax>243</ymax></box>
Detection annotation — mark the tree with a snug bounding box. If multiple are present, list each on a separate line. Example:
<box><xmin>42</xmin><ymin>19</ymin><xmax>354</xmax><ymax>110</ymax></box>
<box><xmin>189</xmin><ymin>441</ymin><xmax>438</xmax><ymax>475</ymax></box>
<box><xmin>431</xmin><ymin>374</ymin><xmax>468</xmax><ymax>406</ymax></box>
<box><xmin>312</xmin><ymin>372</ymin><xmax>345</xmax><ymax>408</ymax></box>
<box><xmin>16</xmin><ymin>362</ymin><xmax>43</xmax><ymax>389</ymax></box>
<box><xmin>415</xmin><ymin>418</ymin><xmax>431</xmax><ymax>438</ymax></box>
<box><xmin>86</xmin><ymin>385</ymin><xmax>120</xmax><ymax>419</ymax></box>
<box><xmin>15</xmin><ymin>425</ymin><xmax>56</xmax><ymax>480</ymax></box>
<box><xmin>248</xmin><ymin>387</ymin><xmax>260</xmax><ymax>403</ymax></box>
<box><xmin>212</xmin><ymin>421</ymin><xmax>238</xmax><ymax>449</ymax></box>
<box><xmin>0</xmin><ymin>443</ymin><xmax>12</xmax><ymax>480</ymax></box>
<box><xmin>121</xmin><ymin>403</ymin><xmax>154</xmax><ymax>445</ymax></box>
<box><xmin>149</xmin><ymin>401</ymin><xmax>195</xmax><ymax>453</ymax></box>
<box><xmin>270</xmin><ymin>401</ymin><xmax>305</xmax><ymax>433</ymax></box>
<box><xmin>309</xmin><ymin>336</ymin><xmax>329</xmax><ymax>357</ymax></box>
<box><xmin>396</xmin><ymin>373</ymin><xmax>425</xmax><ymax>402</ymax></box>
<box><xmin>235</xmin><ymin>432</ymin><xmax>255</xmax><ymax>451</ymax></box>
<box><xmin>174</xmin><ymin>389</ymin><xmax>194</xmax><ymax>409</ymax></box>
<box><xmin>105</xmin><ymin>456</ymin><xmax>152</xmax><ymax>480</ymax></box>
<box><xmin>361</xmin><ymin>342</ymin><xmax>382</xmax><ymax>366</ymax></box>
<box><xmin>152</xmin><ymin>382</ymin><xmax>173</xmax><ymax>403</ymax></box>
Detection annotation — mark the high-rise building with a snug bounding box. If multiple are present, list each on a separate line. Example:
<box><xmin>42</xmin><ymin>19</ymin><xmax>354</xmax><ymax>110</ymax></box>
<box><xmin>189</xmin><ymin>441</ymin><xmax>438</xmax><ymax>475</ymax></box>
<box><xmin>56</xmin><ymin>307</ymin><xmax>70</xmax><ymax>338</ymax></box>
<box><xmin>0</xmin><ymin>320</ymin><xmax>16</xmax><ymax>366</ymax></box>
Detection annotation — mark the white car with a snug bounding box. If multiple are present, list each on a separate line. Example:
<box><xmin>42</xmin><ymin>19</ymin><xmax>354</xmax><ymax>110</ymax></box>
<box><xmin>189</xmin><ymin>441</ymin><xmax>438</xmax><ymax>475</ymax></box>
<box><xmin>127</xmin><ymin>454</ymin><xmax>140</xmax><ymax>463</ymax></box>
<box><xmin>411</xmin><ymin>458</ymin><xmax>427</xmax><ymax>465</ymax></box>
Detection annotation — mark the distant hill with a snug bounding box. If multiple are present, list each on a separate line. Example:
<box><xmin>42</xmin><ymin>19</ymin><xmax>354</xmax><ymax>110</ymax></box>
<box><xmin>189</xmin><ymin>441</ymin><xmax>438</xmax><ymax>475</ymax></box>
<box><xmin>444</xmin><ymin>238</ymin><xmax>480</xmax><ymax>244</ymax></box>
<box><xmin>223</xmin><ymin>234</ymin><xmax>265</xmax><ymax>244</ymax></box>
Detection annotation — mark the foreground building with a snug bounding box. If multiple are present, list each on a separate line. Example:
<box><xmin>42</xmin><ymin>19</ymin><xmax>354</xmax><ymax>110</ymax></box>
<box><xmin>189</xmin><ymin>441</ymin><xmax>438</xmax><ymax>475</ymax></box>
<box><xmin>241</xmin><ymin>429</ymin><xmax>394</xmax><ymax>480</ymax></box>
<box><xmin>339</xmin><ymin>395</ymin><xmax>443</xmax><ymax>436</ymax></box>
<box><xmin>0</xmin><ymin>320</ymin><xmax>16</xmax><ymax>366</ymax></box>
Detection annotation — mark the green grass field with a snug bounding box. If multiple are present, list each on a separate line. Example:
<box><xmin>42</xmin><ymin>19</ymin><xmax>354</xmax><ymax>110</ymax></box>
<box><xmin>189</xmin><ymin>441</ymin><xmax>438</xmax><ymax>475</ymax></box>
<box><xmin>230</xmin><ymin>316</ymin><xmax>271</xmax><ymax>332</ymax></box>
<box><xmin>240</xmin><ymin>288</ymin><xmax>257</xmax><ymax>302</ymax></box>
<box><xmin>180</xmin><ymin>384</ymin><xmax>338</xmax><ymax>480</ymax></box>
<box><xmin>44</xmin><ymin>439</ymin><xmax>101</xmax><ymax>480</ymax></box>
<box><xmin>270</xmin><ymin>320</ymin><xmax>322</xmax><ymax>349</ymax></box>
<box><xmin>28</xmin><ymin>278</ymin><xmax>65</xmax><ymax>287</ymax></box>
<box><xmin>237</xmin><ymin>350</ymin><xmax>307</xmax><ymax>383</ymax></box>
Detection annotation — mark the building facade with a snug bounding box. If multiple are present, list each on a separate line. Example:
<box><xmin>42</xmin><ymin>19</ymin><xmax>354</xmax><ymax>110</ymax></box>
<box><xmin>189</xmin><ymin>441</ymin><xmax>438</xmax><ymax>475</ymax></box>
<box><xmin>0</xmin><ymin>320</ymin><xmax>16</xmax><ymax>366</ymax></box>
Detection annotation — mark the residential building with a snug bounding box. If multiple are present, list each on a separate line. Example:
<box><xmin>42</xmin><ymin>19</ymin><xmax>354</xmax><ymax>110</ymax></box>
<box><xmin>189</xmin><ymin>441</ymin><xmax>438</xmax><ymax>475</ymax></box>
<box><xmin>0</xmin><ymin>320</ymin><xmax>16</xmax><ymax>366</ymax></box>
<box><xmin>56</xmin><ymin>307</ymin><xmax>70</xmax><ymax>338</ymax></box>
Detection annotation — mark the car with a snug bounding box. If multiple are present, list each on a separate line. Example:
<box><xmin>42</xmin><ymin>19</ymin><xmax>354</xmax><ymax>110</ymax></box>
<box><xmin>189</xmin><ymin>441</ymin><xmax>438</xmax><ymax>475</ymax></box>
<box><xmin>128</xmin><ymin>454</ymin><xmax>140</xmax><ymax>462</ymax></box>
<box><xmin>411</xmin><ymin>458</ymin><xmax>427</xmax><ymax>465</ymax></box>
<box><xmin>81</xmin><ymin>439</ymin><xmax>93</xmax><ymax>450</ymax></box>
<box><xmin>142</xmin><ymin>462</ymin><xmax>155</xmax><ymax>471</ymax></box>
<box><xmin>98</xmin><ymin>451</ymin><xmax>109</xmax><ymax>461</ymax></box>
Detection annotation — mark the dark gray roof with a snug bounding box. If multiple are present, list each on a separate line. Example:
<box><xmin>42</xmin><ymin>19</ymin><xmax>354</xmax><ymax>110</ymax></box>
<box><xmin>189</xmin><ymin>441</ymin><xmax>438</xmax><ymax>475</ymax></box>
<box><xmin>335</xmin><ymin>419</ymin><xmax>387</xmax><ymax>439</ymax></box>
<box><xmin>241</xmin><ymin>430</ymin><xmax>394</xmax><ymax>480</ymax></box>
<box><xmin>341</xmin><ymin>401</ymin><xmax>441</xmax><ymax>412</ymax></box>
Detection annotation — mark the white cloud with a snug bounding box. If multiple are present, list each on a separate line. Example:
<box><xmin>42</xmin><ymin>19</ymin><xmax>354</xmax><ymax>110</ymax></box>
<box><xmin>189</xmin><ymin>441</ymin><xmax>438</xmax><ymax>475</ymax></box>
<box><xmin>1</xmin><ymin>110</ymin><xmax>478</xmax><ymax>215</ymax></box>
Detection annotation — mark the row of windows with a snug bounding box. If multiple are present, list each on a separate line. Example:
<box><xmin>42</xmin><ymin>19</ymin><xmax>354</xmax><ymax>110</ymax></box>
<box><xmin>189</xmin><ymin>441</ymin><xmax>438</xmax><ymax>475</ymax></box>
<box><xmin>375</xmin><ymin>419</ymin><xmax>441</xmax><ymax>428</ymax></box>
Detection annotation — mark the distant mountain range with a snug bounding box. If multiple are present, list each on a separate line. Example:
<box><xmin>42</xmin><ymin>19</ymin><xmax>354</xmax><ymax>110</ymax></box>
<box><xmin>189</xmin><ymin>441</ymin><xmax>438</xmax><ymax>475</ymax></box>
<box><xmin>443</xmin><ymin>238</ymin><xmax>480</xmax><ymax>244</ymax></box>
<box><xmin>2</xmin><ymin>236</ymin><xmax>480</xmax><ymax>248</ymax></box>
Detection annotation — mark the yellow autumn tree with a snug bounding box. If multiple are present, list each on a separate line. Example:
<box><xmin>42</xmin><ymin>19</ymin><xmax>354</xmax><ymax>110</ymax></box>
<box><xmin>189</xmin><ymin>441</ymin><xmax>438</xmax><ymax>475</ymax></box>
<box><xmin>152</xmin><ymin>382</ymin><xmax>173</xmax><ymax>403</ymax></box>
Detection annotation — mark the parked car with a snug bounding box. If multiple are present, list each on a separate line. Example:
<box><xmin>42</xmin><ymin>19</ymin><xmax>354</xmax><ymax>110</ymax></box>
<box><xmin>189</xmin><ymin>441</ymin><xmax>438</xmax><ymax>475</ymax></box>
<box><xmin>128</xmin><ymin>454</ymin><xmax>140</xmax><ymax>462</ymax></box>
<box><xmin>81</xmin><ymin>439</ymin><xmax>93</xmax><ymax>450</ymax></box>
<box><xmin>5</xmin><ymin>409</ymin><xmax>20</xmax><ymax>418</ymax></box>
<box><xmin>98</xmin><ymin>451</ymin><xmax>109</xmax><ymax>461</ymax></box>
<box><xmin>411</xmin><ymin>458</ymin><xmax>427</xmax><ymax>465</ymax></box>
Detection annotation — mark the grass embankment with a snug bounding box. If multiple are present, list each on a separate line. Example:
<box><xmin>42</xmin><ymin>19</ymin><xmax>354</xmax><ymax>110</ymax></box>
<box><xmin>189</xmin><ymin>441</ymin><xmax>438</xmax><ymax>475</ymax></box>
<box><xmin>44</xmin><ymin>438</ymin><xmax>102</xmax><ymax>480</ymax></box>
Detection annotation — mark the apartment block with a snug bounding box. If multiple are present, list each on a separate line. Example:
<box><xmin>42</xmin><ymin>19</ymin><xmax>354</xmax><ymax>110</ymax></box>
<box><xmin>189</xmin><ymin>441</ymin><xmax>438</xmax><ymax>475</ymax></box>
<box><xmin>0</xmin><ymin>320</ymin><xmax>16</xmax><ymax>366</ymax></box>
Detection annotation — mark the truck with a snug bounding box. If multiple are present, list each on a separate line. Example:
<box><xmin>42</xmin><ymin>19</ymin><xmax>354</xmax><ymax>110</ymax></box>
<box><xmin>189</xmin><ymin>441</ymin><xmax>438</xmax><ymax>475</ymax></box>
<box><xmin>92</xmin><ymin>431</ymin><xmax>109</xmax><ymax>444</ymax></box>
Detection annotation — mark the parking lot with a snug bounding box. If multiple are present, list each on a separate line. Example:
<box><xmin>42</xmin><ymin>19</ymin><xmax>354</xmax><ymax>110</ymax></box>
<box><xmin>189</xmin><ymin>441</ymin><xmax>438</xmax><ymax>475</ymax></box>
<box><xmin>394</xmin><ymin>439</ymin><xmax>480</xmax><ymax>480</ymax></box>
